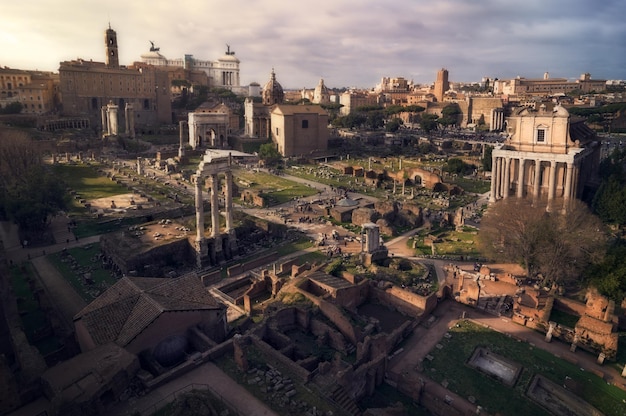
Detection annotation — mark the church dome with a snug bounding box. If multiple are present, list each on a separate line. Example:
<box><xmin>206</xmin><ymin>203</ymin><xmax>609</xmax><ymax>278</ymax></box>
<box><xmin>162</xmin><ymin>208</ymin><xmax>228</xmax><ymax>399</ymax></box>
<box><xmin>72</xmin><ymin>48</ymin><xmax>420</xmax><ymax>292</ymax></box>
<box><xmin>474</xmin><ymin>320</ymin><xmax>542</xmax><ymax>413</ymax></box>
<box><xmin>313</xmin><ymin>78</ymin><xmax>330</xmax><ymax>104</ymax></box>
<box><xmin>219</xmin><ymin>53</ymin><xmax>240</xmax><ymax>63</ymax></box>
<box><xmin>262</xmin><ymin>69</ymin><xmax>284</xmax><ymax>105</ymax></box>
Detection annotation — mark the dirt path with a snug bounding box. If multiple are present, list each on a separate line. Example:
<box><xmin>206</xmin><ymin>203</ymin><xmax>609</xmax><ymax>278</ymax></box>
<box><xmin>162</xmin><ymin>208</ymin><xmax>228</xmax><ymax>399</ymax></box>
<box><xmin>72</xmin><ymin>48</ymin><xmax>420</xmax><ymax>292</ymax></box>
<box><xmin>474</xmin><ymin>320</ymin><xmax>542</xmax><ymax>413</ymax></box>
<box><xmin>31</xmin><ymin>256</ymin><xmax>87</xmax><ymax>328</ymax></box>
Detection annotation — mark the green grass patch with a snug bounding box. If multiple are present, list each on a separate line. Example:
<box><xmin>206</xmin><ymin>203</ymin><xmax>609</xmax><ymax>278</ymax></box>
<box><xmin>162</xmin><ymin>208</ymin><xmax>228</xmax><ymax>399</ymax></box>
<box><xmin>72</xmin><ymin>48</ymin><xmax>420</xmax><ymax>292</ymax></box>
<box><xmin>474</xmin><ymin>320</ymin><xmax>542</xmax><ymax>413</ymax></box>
<box><xmin>548</xmin><ymin>308</ymin><xmax>580</xmax><ymax>328</ymax></box>
<box><xmin>48</xmin><ymin>243</ymin><xmax>117</xmax><ymax>302</ymax></box>
<box><xmin>52</xmin><ymin>163</ymin><xmax>129</xmax><ymax>200</ymax></box>
<box><xmin>72</xmin><ymin>216</ymin><xmax>146</xmax><ymax>239</ymax></box>
<box><xmin>432</xmin><ymin>229</ymin><xmax>481</xmax><ymax>257</ymax></box>
<box><xmin>422</xmin><ymin>320</ymin><xmax>626</xmax><ymax>416</ymax></box>
<box><xmin>448</xmin><ymin>177</ymin><xmax>491</xmax><ymax>194</ymax></box>
<box><xmin>234</xmin><ymin>168</ymin><xmax>318</xmax><ymax>205</ymax></box>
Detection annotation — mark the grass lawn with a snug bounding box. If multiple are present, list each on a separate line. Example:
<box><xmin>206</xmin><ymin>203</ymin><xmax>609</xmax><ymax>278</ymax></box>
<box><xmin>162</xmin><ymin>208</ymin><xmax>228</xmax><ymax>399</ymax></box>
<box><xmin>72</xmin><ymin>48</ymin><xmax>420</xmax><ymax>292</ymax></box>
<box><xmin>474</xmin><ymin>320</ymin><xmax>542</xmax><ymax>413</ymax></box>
<box><xmin>422</xmin><ymin>320</ymin><xmax>626</xmax><ymax>416</ymax></box>
<box><xmin>233</xmin><ymin>168</ymin><xmax>318</xmax><ymax>205</ymax></box>
<box><xmin>432</xmin><ymin>229</ymin><xmax>481</xmax><ymax>257</ymax></box>
<box><xmin>48</xmin><ymin>243</ymin><xmax>117</xmax><ymax>302</ymax></box>
<box><xmin>448</xmin><ymin>177</ymin><xmax>491</xmax><ymax>194</ymax></box>
<box><xmin>53</xmin><ymin>163</ymin><xmax>129</xmax><ymax>201</ymax></box>
<box><xmin>548</xmin><ymin>308</ymin><xmax>580</xmax><ymax>328</ymax></box>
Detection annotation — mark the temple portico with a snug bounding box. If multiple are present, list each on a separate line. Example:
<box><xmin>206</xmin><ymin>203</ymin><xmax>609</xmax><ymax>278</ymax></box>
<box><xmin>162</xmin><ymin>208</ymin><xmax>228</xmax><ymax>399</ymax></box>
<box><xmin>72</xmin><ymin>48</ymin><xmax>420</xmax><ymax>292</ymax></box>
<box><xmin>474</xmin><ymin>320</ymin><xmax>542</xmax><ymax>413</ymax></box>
<box><xmin>489</xmin><ymin>104</ymin><xmax>600</xmax><ymax>211</ymax></box>
<box><xmin>489</xmin><ymin>147</ymin><xmax>588</xmax><ymax>210</ymax></box>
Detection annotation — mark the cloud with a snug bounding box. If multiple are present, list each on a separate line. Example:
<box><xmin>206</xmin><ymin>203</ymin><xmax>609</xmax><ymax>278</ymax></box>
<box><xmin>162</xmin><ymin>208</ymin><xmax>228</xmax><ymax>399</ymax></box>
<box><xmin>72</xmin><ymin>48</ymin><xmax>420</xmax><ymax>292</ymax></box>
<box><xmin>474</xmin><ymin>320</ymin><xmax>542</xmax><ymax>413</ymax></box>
<box><xmin>1</xmin><ymin>0</ymin><xmax>624</xmax><ymax>88</ymax></box>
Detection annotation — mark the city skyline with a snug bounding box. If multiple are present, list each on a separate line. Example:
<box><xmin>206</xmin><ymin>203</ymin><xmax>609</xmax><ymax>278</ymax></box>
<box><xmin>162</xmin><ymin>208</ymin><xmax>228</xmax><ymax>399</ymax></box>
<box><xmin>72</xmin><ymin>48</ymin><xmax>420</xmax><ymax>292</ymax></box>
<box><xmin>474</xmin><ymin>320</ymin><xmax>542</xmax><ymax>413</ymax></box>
<box><xmin>1</xmin><ymin>0</ymin><xmax>625</xmax><ymax>89</ymax></box>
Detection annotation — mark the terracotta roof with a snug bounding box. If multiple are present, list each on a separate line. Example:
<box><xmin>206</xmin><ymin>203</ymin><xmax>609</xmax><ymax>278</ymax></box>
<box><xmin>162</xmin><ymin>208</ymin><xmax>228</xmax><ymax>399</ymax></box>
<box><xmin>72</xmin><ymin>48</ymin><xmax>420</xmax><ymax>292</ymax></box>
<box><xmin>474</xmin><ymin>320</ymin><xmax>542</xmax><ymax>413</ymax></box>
<box><xmin>74</xmin><ymin>273</ymin><xmax>223</xmax><ymax>347</ymax></box>
<box><xmin>569</xmin><ymin>119</ymin><xmax>596</xmax><ymax>145</ymax></box>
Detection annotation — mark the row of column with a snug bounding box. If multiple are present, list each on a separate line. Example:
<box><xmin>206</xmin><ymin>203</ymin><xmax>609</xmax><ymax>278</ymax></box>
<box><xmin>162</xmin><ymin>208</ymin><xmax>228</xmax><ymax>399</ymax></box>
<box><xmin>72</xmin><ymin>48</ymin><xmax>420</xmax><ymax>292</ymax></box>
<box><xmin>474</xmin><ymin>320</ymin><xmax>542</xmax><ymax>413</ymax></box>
<box><xmin>489</xmin><ymin>155</ymin><xmax>578</xmax><ymax>210</ymax></box>
<box><xmin>221</xmin><ymin>71</ymin><xmax>237</xmax><ymax>86</ymax></box>
<box><xmin>195</xmin><ymin>171</ymin><xmax>235</xmax><ymax>253</ymax></box>
<box><xmin>42</xmin><ymin>118</ymin><xmax>90</xmax><ymax>131</ymax></box>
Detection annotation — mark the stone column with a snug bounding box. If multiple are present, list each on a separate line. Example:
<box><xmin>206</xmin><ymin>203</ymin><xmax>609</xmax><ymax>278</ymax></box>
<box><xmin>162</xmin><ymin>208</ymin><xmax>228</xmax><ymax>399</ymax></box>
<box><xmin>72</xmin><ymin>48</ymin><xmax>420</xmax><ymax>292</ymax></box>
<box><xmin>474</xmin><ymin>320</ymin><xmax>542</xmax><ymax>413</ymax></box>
<box><xmin>178</xmin><ymin>121</ymin><xmax>186</xmax><ymax>158</ymax></box>
<box><xmin>545</xmin><ymin>321</ymin><xmax>555</xmax><ymax>342</ymax></box>
<box><xmin>547</xmin><ymin>160</ymin><xmax>557</xmax><ymax>211</ymax></box>
<box><xmin>100</xmin><ymin>106</ymin><xmax>107</xmax><ymax>136</ymax></box>
<box><xmin>225</xmin><ymin>171</ymin><xmax>234</xmax><ymax>232</ymax></box>
<box><xmin>125</xmin><ymin>103</ymin><xmax>135</xmax><ymax>138</ymax></box>
<box><xmin>106</xmin><ymin>103</ymin><xmax>119</xmax><ymax>136</ymax></box>
<box><xmin>489</xmin><ymin>156</ymin><xmax>498</xmax><ymax>203</ymax></box>
<box><xmin>533</xmin><ymin>160</ymin><xmax>542</xmax><ymax>201</ymax></box>
<box><xmin>572</xmin><ymin>165</ymin><xmax>580</xmax><ymax>199</ymax></box>
<box><xmin>563</xmin><ymin>162</ymin><xmax>574</xmax><ymax>210</ymax></box>
<box><xmin>210</xmin><ymin>174</ymin><xmax>222</xmax><ymax>251</ymax></box>
<box><xmin>503</xmin><ymin>157</ymin><xmax>511</xmax><ymax>199</ymax></box>
<box><xmin>195</xmin><ymin>175</ymin><xmax>205</xmax><ymax>243</ymax></box>
<box><xmin>516</xmin><ymin>157</ymin><xmax>525</xmax><ymax>198</ymax></box>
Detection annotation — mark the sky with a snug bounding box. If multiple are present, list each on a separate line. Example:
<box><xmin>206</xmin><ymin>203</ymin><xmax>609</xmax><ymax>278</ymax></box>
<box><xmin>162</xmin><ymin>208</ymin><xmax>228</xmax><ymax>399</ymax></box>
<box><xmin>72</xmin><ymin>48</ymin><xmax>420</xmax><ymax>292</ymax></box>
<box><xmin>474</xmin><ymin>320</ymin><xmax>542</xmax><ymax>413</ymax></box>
<box><xmin>1</xmin><ymin>0</ymin><xmax>625</xmax><ymax>89</ymax></box>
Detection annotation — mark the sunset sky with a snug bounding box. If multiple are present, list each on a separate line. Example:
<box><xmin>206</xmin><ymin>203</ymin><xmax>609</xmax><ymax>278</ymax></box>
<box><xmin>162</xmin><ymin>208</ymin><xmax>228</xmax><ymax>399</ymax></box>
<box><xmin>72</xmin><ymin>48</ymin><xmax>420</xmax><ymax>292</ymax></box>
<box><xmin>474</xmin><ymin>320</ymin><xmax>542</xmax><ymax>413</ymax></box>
<box><xmin>1</xmin><ymin>0</ymin><xmax>624</xmax><ymax>88</ymax></box>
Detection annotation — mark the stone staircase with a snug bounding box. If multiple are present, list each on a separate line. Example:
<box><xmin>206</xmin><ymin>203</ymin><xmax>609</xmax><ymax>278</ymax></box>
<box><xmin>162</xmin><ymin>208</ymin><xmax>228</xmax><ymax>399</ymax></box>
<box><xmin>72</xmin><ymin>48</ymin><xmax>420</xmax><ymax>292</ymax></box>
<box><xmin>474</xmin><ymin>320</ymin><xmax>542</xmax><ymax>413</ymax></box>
<box><xmin>328</xmin><ymin>384</ymin><xmax>362</xmax><ymax>416</ymax></box>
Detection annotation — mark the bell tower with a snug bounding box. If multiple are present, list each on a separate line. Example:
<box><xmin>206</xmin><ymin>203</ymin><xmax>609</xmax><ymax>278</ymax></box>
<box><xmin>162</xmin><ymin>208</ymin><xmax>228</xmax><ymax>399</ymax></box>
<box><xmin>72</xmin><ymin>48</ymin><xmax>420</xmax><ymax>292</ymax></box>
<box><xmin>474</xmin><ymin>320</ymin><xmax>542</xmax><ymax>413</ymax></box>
<box><xmin>105</xmin><ymin>24</ymin><xmax>119</xmax><ymax>68</ymax></box>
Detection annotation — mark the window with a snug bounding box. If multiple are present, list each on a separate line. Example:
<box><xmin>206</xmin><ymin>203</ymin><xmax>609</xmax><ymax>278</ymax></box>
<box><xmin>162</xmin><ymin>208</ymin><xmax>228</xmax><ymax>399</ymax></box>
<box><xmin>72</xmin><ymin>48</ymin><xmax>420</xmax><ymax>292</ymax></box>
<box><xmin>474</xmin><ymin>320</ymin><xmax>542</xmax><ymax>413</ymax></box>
<box><xmin>302</xmin><ymin>120</ymin><xmax>309</xmax><ymax>128</ymax></box>
<box><xmin>536</xmin><ymin>128</ymin><xmax>545</xmax><ymax>143</ymax></box>
<box><xmin>275</xmin><ymin>127</ymin><xmax>280</xmax><ymax>136</ymax></box>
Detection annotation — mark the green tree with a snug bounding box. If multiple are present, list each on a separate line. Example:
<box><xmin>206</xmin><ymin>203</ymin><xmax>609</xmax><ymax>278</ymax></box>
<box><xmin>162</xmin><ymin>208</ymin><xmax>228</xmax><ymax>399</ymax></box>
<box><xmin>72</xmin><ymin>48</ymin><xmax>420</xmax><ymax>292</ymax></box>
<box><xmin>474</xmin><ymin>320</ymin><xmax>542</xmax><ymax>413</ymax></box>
<box><xmin>479</xmin><ymin>199</ymin><xmax>606</xmax><ymax>287</ymax></box>
<box><xmin>258</xmin><ymin>142</ymin><xmax>282</xmax><ymax>167</ymax></box>
<box><xmin>0</xmin><ymin>102</ymin><xmax>23</xmax><ymax>114</ymax></box>
<box><xmin>0</xmin><ymin>128</ymin><xmax>67</xmax><ymax>231</ymax></box>
<box><xmin>420</xmin><ymin>114</ymin><xmax>439</xmax><ymax>133</ymax></box>
<box><xmin>584</xmin><ymin>239</ymin><xmax>626</xmax><ymax>302</ymax></box>
<box><xmin>438</xmin><ymin>103</ymin><xmax>461</xmax><ymax>132</ymax></box>
<box><xmin>385</xmin><ymin>118</ymin><xmax>403</xmax><ymax>133</ymax></box>
<box><xmin>444</xmin><ymin>158</ymin><xmax>473</xmax><ymax>175</ymax></box>
<box><xmin>482</xmin><ymin>145</ymin><xmax>493</xmax><ymax>172</ymax></box>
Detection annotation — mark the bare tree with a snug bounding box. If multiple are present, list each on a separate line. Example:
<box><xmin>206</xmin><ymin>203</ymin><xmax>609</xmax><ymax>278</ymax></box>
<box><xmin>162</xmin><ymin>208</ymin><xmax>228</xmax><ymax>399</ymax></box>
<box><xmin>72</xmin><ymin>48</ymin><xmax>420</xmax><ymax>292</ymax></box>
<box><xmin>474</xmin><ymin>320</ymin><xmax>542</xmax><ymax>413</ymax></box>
<box><xmin>479</xmin><ymin>199</ymin><xmax>606</xmax><ymax>288</ymax></box>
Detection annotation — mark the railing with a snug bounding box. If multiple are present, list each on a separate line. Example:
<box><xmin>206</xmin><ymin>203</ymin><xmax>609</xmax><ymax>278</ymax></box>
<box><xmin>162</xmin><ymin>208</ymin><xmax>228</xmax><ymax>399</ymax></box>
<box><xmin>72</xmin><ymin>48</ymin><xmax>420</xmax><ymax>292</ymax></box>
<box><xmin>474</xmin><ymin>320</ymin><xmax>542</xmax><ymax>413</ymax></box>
<box><xmin>138</xmin><ymin>382</ymin><xmax>245</xmax><ymax>416</ymax></box>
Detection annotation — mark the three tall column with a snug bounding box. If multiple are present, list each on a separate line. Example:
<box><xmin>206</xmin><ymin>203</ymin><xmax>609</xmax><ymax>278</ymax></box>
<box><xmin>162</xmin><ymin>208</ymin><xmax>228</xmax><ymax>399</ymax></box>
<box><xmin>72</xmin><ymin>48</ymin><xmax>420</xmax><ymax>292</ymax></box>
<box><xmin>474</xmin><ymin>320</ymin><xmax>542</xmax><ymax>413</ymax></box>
<box><xmin>194</xmin><ymin>168</ymin><xmax>236</xmax><ymax>267</ymax></box>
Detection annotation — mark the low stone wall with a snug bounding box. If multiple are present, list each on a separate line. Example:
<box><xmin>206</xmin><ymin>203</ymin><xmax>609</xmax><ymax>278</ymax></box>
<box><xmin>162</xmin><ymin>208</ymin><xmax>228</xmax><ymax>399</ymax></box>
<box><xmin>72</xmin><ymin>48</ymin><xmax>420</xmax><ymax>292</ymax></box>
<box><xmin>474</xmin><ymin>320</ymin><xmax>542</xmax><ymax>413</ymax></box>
<box><xmin>371</xmin><ymin>285</ymin><xmax>437</xmax><ymax>318</ymax></box>
<box><xmin>249</xmin><ymin>335</ymin><xmax>312</xmax><ymax>382</ymax></box>
<box><xmin>227</xmin><ymin>251</ymin><xmax>280</xmax><ymax>277</ymax></box>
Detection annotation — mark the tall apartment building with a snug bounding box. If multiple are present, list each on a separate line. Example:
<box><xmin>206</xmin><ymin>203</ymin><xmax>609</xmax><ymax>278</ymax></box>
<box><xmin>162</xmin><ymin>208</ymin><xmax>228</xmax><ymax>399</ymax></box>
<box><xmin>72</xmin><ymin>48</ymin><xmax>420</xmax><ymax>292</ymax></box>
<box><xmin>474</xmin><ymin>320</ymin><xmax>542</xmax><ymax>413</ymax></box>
<box><xmin>59</xmin><ymin>25</ymin><xmax>171</xmax><ymax>131</ymax></box>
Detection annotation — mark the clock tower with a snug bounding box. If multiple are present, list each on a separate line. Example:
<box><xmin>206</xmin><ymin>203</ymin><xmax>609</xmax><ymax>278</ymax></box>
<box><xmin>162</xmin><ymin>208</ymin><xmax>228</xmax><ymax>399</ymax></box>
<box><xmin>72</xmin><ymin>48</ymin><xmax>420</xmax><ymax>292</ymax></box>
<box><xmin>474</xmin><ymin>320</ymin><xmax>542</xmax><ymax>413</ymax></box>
<box><xmin>105</xmin><ymin>24</ymin><xmax>119</xmax><ymax>68</ymax></box>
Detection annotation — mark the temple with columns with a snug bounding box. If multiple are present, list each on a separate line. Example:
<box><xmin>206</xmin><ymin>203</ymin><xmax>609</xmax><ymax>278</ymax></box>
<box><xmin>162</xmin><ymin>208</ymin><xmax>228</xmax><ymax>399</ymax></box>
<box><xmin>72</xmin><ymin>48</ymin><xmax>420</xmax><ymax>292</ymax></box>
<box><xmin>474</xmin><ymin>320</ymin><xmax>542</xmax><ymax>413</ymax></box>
<box><xmin>489</xmin><ymin>104</ymin><xmax>601</xmax><ymax>211</ymax></box>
